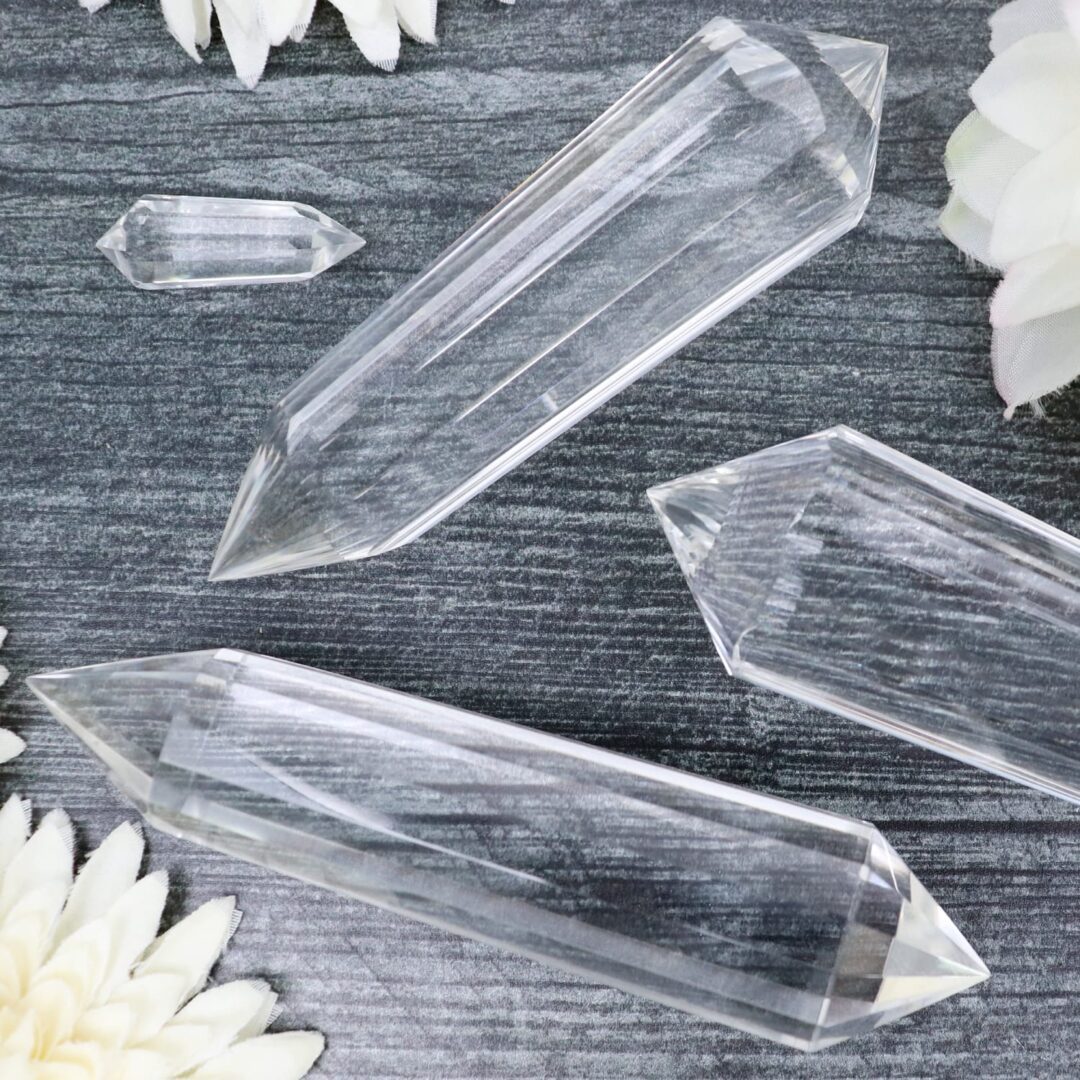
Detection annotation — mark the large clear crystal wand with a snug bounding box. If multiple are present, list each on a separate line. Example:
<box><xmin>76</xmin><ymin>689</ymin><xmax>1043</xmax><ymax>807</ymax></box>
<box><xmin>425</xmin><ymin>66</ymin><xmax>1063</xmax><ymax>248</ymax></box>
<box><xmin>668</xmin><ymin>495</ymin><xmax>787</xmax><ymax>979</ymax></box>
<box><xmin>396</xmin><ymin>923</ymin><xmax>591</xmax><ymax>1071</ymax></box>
<box><xmin>210</xmin><ymin>18</ymin><xmax>887</xmax><ymax>579</ymax></box>
<box><xmin>29</xmin><ymin>649</ymin><xmax>986</xmax><ymax>1050</ymax></box>
<box><xmin>650</xmin><ymin>426</ymin><xmax>1080</xmax><ymax>804</ymax></box>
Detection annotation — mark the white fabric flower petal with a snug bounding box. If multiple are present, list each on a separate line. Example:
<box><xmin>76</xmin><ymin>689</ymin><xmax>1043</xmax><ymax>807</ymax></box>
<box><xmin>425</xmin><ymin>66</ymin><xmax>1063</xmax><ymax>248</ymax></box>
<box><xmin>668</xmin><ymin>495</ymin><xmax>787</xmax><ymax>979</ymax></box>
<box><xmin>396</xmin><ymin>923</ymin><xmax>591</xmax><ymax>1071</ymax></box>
<box><xmin>195</xmin><ymin>0</ymin><xmax>213</xmax><ymax>48</ymax></box>
<box><xmin>971</xmin><ymin>31</ymin><xmax>1080</xmax><ymax>150</ymax></box>
<box><xmin>332</xmin><ymin>0</ymin><xmax>402</xmax><ymax>70</ymax></box>
<box><xmin>257</xmin><ymin>0</ymin><xmax>314</xmax><ymax>45</ymax></box>
<box><xmin>0</xmin><ymin>628</ymin><xmax>23</xmax><ymax>766</ymax></box>
<box><xmin>176</xmin><ymin>980</ymin><xmax>277</xmax><ymax>1041</ymax></box>
<box><xmin>0</xmin><ymin>809</ymin><xmax>73</xmax><ymax>925</ymax></box>
<box><xmin>990</xmin><ymin>126</ymin><xmax>1080</xmax><ymax>263</ymax></box>
<box><xmin>136</xmin><ymin>895</ymin><xmax>240</xmax><ymax>1000</ymax></box>
<box><xmin>0</xmin><ymin>797</ymin><xmax>32</xmax><ymax>877</ymax></box>
<box><xmin>52</xmin><ymin>822</ymin><xmax>144</xmax><ymax>945</ymax></box>
<box><xmin>0</xmin><ymin>811</ymin><xmax>74</xmax><ymax>1005</ymax></box>
<box><xmin>993</xmin><ymin>306</ymin><xmax>1080</xmax><ymax>413</ymax></box>
<box><xmin>940</xmin><ymin>192</ymin><xmax>1002</xmax><ymax>270</ymax></box>
<box><xmin>0</xmin><ymin>730</ymin><xmax>24</xmax><ymax>766</ymax></box>
<box><xmin>289</xmin><ymin>0</ymin><xmax>319</xmax><ymax>41</ymax></box>
<box><xmin>103</xmin><ymin>971</ymin><xmax>194</xmax><ymax>1044</ymax></box>
<box><xmin>990</xmin><ymin>245</ymin><xmax>1080</xmax><ymax>326</ymax></box>
<box><xmin>213</xmin><ymin>0</ymin><xmax>272</xmax><ymax>88</ymax></box>
<box><xmin>944</xmin><ymin>110</ymin><xmax>1037</xmax><ymax>221</ymax></box>
<box><xmin>396</xmin><ymin>0</ymin><xmax>438</xmax><ymax>44</ymax></box>
<box><xmin>79</xmin><ymin>0</ymin><xmax>112</xmax><ymax>11</ymax></box>
<box><xmin>989</xmin><ymin>0</ymin><xmax>1069</xmax><ymax>55</ymax></box>
<box><xmin>142</xmin><ymin>981</ymin><xmax>278</xmax><ymax>1072</ymax></box>
<box><xmin>161</xmin><ymin>0</ymin><xmax>206</xmax><ymax>61</ymax></box>
<box><xmin>78</xmin><ymin>870</ymin><xmax>170</xmax><ymax>1002</ymax></box>
<box><xmin>186</xmin><ymin>1031</ymin><xmax>327</xmax><ymax>1080</ymax></box>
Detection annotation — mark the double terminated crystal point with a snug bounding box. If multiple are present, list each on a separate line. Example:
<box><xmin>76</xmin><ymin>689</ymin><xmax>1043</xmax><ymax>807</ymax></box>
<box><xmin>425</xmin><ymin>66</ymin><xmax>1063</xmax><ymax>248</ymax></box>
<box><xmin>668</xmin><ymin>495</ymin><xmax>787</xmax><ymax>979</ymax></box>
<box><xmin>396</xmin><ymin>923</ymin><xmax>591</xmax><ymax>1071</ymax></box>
<box><xmin>30</xmin><ymin>649</ymin><xmax>986</xmax><ymax>1050</ymax></box>
<box><xmin>651</xmin><ymin>426</ymin><xmax>1080</xmax><ymax>804</ymax></box>
<box><xmin>97</xmin><ymin>195</ymin><xmax>364</xmax><ymax>290</ymax></box>
<box><xmin>211</xmin><ymin>18</ymin><xmax>887</xmax><ymax>580</ymax></box>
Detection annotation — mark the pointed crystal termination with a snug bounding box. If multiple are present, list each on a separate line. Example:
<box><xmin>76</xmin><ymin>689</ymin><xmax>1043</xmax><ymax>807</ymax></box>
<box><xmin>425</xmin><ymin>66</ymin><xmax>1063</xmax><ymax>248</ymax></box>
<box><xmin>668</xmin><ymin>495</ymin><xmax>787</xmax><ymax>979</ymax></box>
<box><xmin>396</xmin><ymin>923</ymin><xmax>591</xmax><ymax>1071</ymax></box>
<box><xmin>650</xmin><ymin>425</ymin><xmax>1080</xmax><ymax>804</ymax></box>
<box><xmin>209</xmin><ymin>19</ymin><xmax>887</xmax><ymax>580</ymax></box>
<box><xmin>29</xmin><ymin>649</ymin><xmax>985</xmax><ymax>1049</ymax></box>
<box><xmin>96</xmin><ymin>195</ymin><xmax>365</xmax><ymax>290</ymax></box>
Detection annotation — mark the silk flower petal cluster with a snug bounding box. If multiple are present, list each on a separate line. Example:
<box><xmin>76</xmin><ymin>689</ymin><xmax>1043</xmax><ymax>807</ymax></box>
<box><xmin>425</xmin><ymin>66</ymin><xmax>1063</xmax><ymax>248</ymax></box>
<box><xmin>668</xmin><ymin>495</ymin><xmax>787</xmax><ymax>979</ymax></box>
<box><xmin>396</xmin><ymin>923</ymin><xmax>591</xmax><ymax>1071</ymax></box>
<box><xmin>78</xmin><ymin>0</ymin><xmax>511</xmax><ymax>86</ymax></box>
<box><xmin>0</xmin><ymin>801</ymin><xmax>324</xmax><ymax>1078</ymax></box>
<box><xmin>940</xmin><ymin>0</ymin><xmax>1080</xmax><ymax>415</ymax></box>
<box><xmin>0</xmin><ymin>630</ymin><xmax>24</xmax><ymax>766</ymax></box>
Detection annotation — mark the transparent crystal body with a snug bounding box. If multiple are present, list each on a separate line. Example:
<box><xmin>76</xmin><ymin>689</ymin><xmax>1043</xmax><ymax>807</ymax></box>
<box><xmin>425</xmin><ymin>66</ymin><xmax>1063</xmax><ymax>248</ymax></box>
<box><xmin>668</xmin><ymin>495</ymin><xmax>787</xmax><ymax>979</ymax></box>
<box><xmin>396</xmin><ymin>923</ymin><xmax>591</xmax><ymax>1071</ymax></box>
<box><xmin>651</xmin><ymin>426</ymin><xmax>1080</xmax><ymax>804</ymax></box>
<box><xmin>210</xmin><ymin>19</ymin><xmax>887</xmax><ymax>579</ymax></box>
<box><xmin>28</xmin><ymin>649</ymin><xmax>986</xmax><ymax>1051</ymax></box>
<box><xmin>96</xmin><ymin>195</ymin><xmax>365</xmax><ymax>289</ymax></box>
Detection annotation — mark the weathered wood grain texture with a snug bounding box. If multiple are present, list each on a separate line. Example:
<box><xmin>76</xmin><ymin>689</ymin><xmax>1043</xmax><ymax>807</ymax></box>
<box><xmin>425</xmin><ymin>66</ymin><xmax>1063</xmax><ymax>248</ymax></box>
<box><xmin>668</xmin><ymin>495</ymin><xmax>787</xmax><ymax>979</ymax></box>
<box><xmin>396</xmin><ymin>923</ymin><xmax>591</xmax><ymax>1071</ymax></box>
<box><xmin>1</xmin><ymin>1</ymin><xmax>1079</xmax><ymax>1076</ymax></box>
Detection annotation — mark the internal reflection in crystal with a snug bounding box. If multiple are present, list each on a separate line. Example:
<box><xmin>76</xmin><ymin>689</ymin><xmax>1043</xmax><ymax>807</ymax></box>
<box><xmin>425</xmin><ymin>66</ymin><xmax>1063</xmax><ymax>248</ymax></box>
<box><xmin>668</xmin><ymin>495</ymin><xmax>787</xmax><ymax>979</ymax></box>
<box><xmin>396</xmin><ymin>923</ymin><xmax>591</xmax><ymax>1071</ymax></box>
<box><xmin>29</xmin><ymin>648</ymin><xmax>985</xmax><ymax>1050</ymax></box>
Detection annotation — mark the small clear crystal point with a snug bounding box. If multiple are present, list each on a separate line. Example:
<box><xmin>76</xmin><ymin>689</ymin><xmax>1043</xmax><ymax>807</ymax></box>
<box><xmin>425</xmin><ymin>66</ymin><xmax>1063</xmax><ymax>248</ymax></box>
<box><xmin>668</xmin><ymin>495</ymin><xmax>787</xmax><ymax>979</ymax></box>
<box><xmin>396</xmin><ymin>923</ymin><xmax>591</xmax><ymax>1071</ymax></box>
<box><xmin>96</xmin><ymin>195</ymin><xmax>364</xmax><ymax>289</ymax></box>
<box><xmin>29</xmin><ymin>649</ymin><xmax>985</xmax><ymax>1049</ymax></box>
<box><xmin>651</xmin><ymin>425</ymin><xmax>1080</xmax><ymax>804</ymax></box>
<box><xmin>213</xmin><ymin>19</ymin><xmax>886</xmax><ymax>578</ymax></box>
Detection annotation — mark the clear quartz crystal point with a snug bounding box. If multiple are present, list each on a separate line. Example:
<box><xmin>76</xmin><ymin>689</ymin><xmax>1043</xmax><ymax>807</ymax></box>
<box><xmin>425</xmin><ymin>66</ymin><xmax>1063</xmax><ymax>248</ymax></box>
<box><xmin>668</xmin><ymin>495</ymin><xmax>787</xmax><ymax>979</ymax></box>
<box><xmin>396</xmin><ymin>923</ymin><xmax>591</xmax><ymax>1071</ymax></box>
<box><xmin>28</xmin><ymin>649</ymin><xmax>985</xmax><ymax>1050</ymax></box>
<box><xmin>210</xmin><ymin>19</ymin><xmax>887</xmax><ymax>580</ymax></box>
<box><xmin>650</xmin><ymin>426</ymin><xmax>1080</xmax><ymax>804</ymax></box>
<box><xmin>96</xmin><ymin>195</ymin><xmax>365</xmax><ymax>289</ymax></box>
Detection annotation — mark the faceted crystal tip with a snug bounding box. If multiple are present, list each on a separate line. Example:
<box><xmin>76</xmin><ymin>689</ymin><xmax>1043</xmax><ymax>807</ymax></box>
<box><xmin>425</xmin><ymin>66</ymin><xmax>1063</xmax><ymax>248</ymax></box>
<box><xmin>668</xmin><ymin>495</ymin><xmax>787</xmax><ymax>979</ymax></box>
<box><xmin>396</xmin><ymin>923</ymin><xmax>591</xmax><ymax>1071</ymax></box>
<box><xmin>95</xmin><ymin>195</ymin><xmax>365</xmax><ymax>290</ymax></box>
<box><xmin>95</xmin><ymin>220</ymin><xmax>127</xmax><ymax>264</ymax></box>
<box><xmin>27</xmin><ymin>650</ymin><xmax>235</xmax><ymax>811</ymax></box>
<box><xmin>209</xmin><ymin>437</ymin><xmax>341</xmax><ymax>581</ymax></box>
<box><xmin>809</xmin><ymin>31</ymin><xmax>888</xmax><ymax>126</ymax></box>
<box><xmin>648</xmin><ymin>428</ymin><xmax>845</xmax><ymax>670</ymax></box>
<box><xmin>810</xmin><ymin>830</ymin><xmax>988</xmax><ymax>1050</ymax></box>
<box><xmin>27</xmin><ymin>666</ymin><xmax>157</xmax><ymax>807</ymax></box>
<box><xmin>209</xmin><ymin>518</ymin><xmax>335</xmax><ymax>582</ymax></box>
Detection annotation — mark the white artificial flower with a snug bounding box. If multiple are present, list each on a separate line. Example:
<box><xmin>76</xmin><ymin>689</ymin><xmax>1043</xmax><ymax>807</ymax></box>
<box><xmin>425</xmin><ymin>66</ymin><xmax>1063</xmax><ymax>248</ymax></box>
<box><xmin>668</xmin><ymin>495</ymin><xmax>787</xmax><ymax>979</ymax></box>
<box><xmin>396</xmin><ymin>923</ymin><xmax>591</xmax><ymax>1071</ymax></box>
<box><xmin>80</xmin><ymin>0</ymin><xmax>512</xmax><ymax>87</ymax></box>
<box><xmin>0</xmin><ymin>629</ymin><xmax>24</xmax><ymax>765</ymax></box>
<box><xmin>940</xmin><ymin>0</ymin><xmax>1080</xmax><ymax>416</ymax></box>
<box><xmin>0</xmin><ymin>799</ymin><xmax>324</xmax><ymax>1078</ymax></box>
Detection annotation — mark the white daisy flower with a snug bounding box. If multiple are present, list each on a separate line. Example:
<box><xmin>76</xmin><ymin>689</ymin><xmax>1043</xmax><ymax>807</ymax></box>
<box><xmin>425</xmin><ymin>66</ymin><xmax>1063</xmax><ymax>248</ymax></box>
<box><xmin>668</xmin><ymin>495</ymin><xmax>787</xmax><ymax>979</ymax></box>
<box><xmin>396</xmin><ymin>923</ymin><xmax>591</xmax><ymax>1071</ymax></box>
<box><xmin>0</xmin><ymin>629</ymin><xmax>25</xmax><ymax>765</ymax></box>
<box><xmin>0</xmin><ymin>799</ymin><xmax>324</xmax><ymax>1078</ymax></box>
<box><xmin>940</xmin><ymin>0</ymin><xmax>1080</xmax><ymax>416</ymax></box>
<box><xmin>79</xmin><ymin>0</ymin><xmax>511</xmax><ymax>87</ymax></box>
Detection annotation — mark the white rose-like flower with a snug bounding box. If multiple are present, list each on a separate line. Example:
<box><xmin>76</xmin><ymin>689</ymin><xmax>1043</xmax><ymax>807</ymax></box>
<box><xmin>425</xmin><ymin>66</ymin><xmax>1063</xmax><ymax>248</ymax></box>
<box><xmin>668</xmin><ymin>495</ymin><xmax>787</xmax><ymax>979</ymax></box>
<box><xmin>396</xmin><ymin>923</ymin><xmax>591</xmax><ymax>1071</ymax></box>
<box><xmin>79</xmin><ymin>0</ymin><xmax>512</xmax><ymax>87</ymax></box>
<box><xmin>0</xmin><ymin>629</ymin><xmax>25</xmax><ymax>765</ymax></box>
<box><xmin>0</xmin><ymin>800</ymin><xmax>324</xmax><ymax>1078</ymax></box>
<box><xmin>940</xmin><ymin>0</ymin><xmax>1080</xmax><ymax>416</ymax></box>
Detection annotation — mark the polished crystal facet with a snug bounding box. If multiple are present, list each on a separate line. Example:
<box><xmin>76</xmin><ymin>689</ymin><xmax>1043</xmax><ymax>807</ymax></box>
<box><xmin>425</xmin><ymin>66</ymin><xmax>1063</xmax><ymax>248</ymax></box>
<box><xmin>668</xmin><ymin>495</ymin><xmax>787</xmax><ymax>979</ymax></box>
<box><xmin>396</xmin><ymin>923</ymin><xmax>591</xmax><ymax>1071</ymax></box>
<box><xmin>29</xmin><ymin>649</ymin><xmax>985</xmax><ymax>1050</ymax></box>
<box><xmin>210</xmin><ymin>19</ymin><xmax>887</xmax><ymax>579</ymax></box>
<box><xmin>97</xmin><ymin>195</ymin><xmax>365</xmax><ymax>289</ymax></box>
<box><xmin>651</xmin><ymin>425</ymin><xmax>1080</xmax><ymax>804</ymax></box>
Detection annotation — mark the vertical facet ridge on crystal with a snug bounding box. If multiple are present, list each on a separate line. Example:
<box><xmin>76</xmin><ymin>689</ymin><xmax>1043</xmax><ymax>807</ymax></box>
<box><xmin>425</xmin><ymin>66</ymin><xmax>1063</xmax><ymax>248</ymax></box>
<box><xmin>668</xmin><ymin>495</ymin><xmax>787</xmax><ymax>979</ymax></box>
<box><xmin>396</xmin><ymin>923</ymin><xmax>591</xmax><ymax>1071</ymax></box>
<box><xmin>651</xmin><ymin>425</ymin><xmax>1080</xmax><ymax>804</ymax></box>
<box><xmin>96</xmin><ymin>195</ymin><xmax>365</xmax><ymax>289</ymax></box>
<box><xmin>29</xmin><ymin>649</ymin><xmax>985</xmax><ymax>1050</ymax></box>
<box><xmin>210</xmin><ymin>19</ymin><xmax>887</xmax><ymax>580</ymax></box>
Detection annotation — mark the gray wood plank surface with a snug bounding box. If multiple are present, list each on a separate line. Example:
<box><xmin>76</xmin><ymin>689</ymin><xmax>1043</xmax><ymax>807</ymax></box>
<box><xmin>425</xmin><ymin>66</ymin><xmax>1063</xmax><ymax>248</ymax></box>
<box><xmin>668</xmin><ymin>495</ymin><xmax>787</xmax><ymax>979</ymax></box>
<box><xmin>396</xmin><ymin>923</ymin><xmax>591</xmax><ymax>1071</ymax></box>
<box><xmin>2</xmin><ymin>1</ymin><xmax>1078</xmax><ymax>1076</ymax></box>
